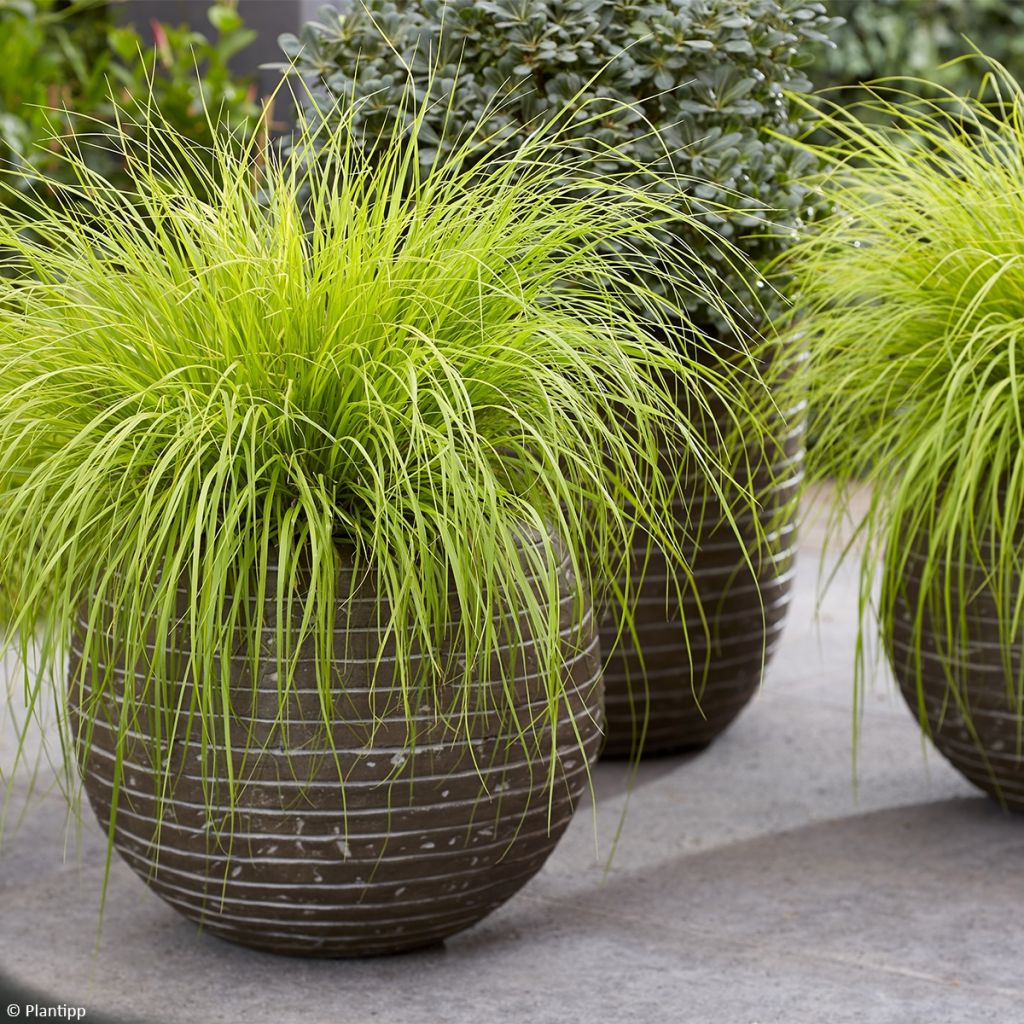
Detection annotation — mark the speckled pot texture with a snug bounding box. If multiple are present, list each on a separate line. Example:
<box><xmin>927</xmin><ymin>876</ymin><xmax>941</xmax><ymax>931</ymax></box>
<box><xmin>600</xmin><ymin>392</ymin><xmax>804</xmax><ymax>758</ymax></box>
<box><xmin>69</xmin><ymin>531</ymin><xmax>603</xmax><ymax>956</ymax></box>
<box><xmin>889</xmin><ymin>541</ymin><xmax>1024</xmax><ymax>811</ymax></box>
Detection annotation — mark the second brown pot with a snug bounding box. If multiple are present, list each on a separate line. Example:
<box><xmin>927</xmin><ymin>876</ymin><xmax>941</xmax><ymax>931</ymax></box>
<box><xmin>599</xmin><ymin>404</ymin><xmax>803</xmax><ymax>757</ymax></box>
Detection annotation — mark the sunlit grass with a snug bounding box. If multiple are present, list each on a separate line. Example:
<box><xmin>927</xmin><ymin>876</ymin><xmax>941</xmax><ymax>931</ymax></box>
<box><xmin>779</xmin><ymin>58</ymin><xmax>1024</xmax><ymax>753</ymax></box>
<box><xmin>0</xmin><ymin>88</ymin><xmax>768</xmax><ymax>842</ymax></box>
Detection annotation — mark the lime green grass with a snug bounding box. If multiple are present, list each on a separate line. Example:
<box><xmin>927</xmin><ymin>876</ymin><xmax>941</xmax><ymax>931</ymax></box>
<box><xmin>0</xmin><ymin>93</ymin><xmax>766</xmax><ymax>837</ymax></box>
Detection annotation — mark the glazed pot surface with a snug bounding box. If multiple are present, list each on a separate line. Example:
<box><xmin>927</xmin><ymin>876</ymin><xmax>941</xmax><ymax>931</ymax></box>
<box><xmin>69</xmin><ymin>531</ymin><xmax>603</xmax><ymax>956</ymax></box>
<box><xmin>888</xmin><ymin>542</ymin><xmax>1024</xmax><ymax>810</ymax></box>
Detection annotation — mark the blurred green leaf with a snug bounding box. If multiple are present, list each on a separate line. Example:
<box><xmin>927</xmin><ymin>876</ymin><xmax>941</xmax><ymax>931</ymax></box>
<box><xmin>208</xmin><ymin>3</ymin><xmax>243</xmax><ymax>34</ymax></box>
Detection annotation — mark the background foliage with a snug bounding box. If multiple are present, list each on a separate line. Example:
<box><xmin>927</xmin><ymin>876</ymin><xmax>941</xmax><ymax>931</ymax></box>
<box><xmin>812</xmin><ymin>0</ymin><xmax>1024</xmax><ymax>102</ymax></box>
<box><xmin>0</xmin><ymin>0</ymin><xmax>260</xmax><ymax>211</ymax></box>
<box><xmin>285</xmin><ymin>0</ymin><xmax>840</xmax><ymax>332</ymax></box>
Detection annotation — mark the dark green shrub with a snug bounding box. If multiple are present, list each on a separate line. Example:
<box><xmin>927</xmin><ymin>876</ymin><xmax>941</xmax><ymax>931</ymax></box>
<box><xmin>0</xmin><ymin>1</ymin><xmax>107</xmax><ymax>201</ymax></box>
<box><xmin>284</xmin><ymin>0</ymin><xmax>840</xmax><ymax>331</ymax></box>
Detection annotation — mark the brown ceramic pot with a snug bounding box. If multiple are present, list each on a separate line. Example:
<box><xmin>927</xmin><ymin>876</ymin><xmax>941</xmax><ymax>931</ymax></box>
<box><xmin>599</xmin><ymin>382</ymin><xmax>804</xmax><ymax>757</ymax></box>
<box><xmin>888</xmin><ymin>540</ymin><xmax>1024</xmax><ymax>810</ymax></box>
<box><xmin>69</xmin><ymin>529</ymin><xmax>603</xmax><ymax>956</ymax></box>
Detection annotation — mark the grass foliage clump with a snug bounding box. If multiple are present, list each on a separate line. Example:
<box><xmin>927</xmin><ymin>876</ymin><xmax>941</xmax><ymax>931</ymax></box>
<box><xmin>0</xmin><ymin>94</ymin><xmax>760</xmax><ymax>827</ymax></box>
<box><xmin>781</xmin><ymin>61</ymin><xmax>1024</xmax><ymax>738</ymax></box>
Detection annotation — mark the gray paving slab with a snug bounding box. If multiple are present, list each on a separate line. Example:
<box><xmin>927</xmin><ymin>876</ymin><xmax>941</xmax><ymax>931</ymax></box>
<box><xmin>1</xmin><ymin>487</ymin><xmax>1018</xmax><ymax>1024</ymax></box>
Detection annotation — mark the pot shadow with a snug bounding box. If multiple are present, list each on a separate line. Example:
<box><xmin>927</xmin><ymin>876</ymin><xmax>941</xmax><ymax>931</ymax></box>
<box><xmin>100</xmin><ymin>795</ymin><xmax>1024</xmax><ymax>1024</ymax></box>
<box><xmin>585</xmin><ymin>750</ymin><xmax>706</xmax><ymax>804</ymax></box>
<box><xmin>452</xmin><ymin>795</ymin><xmax>1024</xmax><ymax>991</ymax></box>
<box><xmin>130</xmin><ymin>797</ymin><xmax>1023</xmax><ymax>972</ymax></box>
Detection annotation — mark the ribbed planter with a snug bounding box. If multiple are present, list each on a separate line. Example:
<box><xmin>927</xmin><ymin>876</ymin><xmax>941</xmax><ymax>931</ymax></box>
<box><xmin>888</xmin><ymin>541</ymin><xmax>1024</xmax><ymax>810</ymax></box>
<box><xmin>69</xmin><ymin>531</ymin><xmax>603</xmax><ymax>956</ymax></box>
<box><xmin>600</xmin><ymin>377</ymin><xmax>804</xmax><ymax>757</ymax></box>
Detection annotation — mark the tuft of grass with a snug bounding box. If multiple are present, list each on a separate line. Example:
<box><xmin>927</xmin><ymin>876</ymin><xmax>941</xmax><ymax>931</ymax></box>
<box><xmin>0</xmin><ymin>88</ymin><xmax>767</xmax><ymax>843</ymax></box>
<box><xmin>778</xmin><ymin>58</ymin><xmax>1024</xmax><ymax>757</ymax></box>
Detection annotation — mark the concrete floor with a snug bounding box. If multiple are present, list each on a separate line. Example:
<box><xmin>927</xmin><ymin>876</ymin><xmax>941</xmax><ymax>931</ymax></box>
<box><xmin>2</xmin><ymin>488</ymin><xmax>1022</xmax><ymax>1023</ymax></box>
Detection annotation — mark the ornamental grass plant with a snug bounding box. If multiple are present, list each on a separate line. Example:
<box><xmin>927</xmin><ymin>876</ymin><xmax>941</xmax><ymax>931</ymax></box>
<box><xmin>779</xmin><ymin>60</ymin><xmax>1024</xmax><ymax>750</ymax></box>
<box><xmin>0</xmin><ymin>88</ymin><xmax>767</xmax><ymax>855</ymax></box>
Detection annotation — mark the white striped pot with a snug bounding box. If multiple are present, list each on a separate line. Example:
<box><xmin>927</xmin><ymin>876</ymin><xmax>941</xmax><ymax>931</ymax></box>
<box><xmin>888</xmin><ymin>540</ymin><xmax>1024</xmax><ymax>811</ymax></box>
<box><xmin>69</xmin><ymin>531</ymin><xmax>603</xmax><ymax>956</ymax></box>
<box><xmin>599</xmin><ymin>393</ymin><xmax>805</xmax><ymax>757</ymax></box>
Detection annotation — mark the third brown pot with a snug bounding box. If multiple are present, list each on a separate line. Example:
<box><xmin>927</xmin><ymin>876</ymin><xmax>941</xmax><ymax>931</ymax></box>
<box><xmin>888</xmin><ymin>537</ymin><xmax>1024</xmax><ymax>810</ymax></box>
